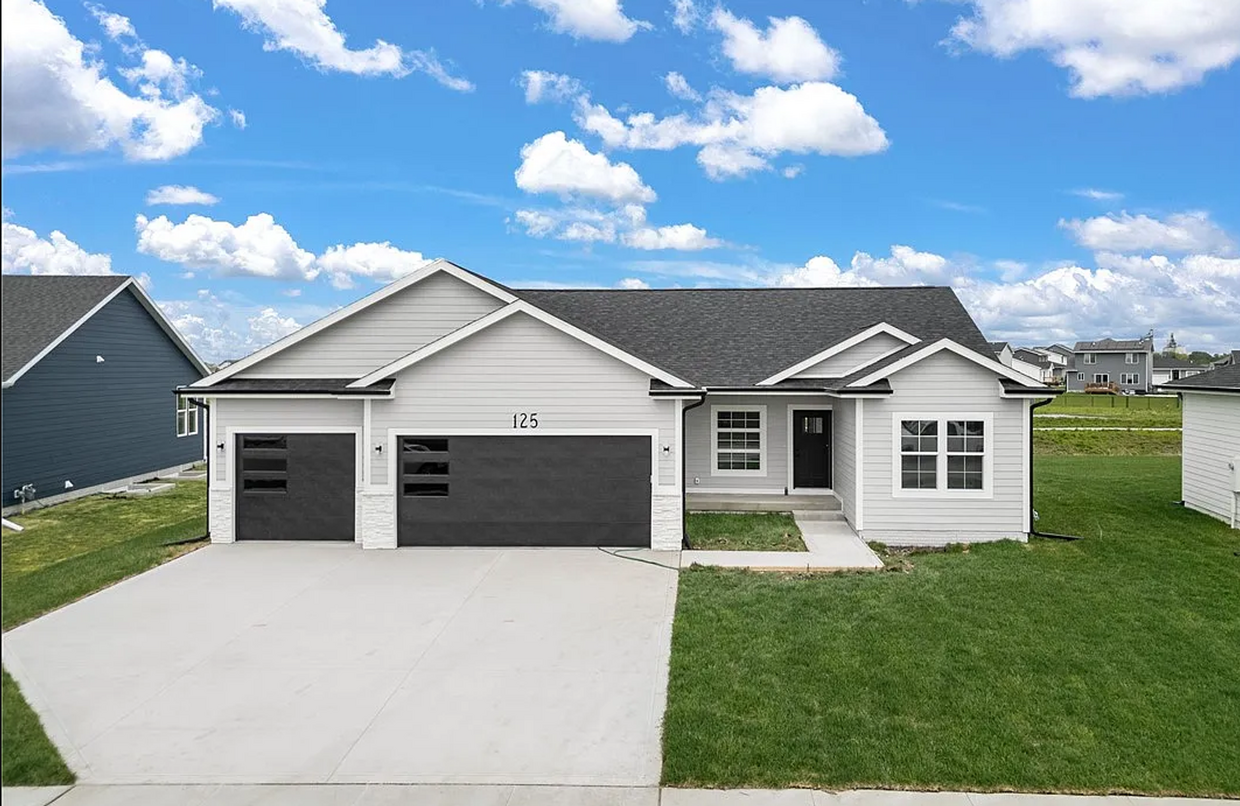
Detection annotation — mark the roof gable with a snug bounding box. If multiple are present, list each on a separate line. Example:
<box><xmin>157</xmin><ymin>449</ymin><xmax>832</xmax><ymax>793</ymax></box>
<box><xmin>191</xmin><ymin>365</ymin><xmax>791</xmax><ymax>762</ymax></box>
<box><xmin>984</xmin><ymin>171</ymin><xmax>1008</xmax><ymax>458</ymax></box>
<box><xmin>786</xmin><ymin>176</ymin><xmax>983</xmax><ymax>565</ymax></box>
<box><xmin>758</xmin><ymin>323</ymin><xmax>919</xmax><ymax>385</ymax></box>
<box><xmin>2</xmin><ymin>275</ymin><xmax>206</xmax><ymax>386</ymax></box>
<box><xmin>845</xmin><ymin>339</ymin><xmax>1049</xmax><ymax>389</ymax></box>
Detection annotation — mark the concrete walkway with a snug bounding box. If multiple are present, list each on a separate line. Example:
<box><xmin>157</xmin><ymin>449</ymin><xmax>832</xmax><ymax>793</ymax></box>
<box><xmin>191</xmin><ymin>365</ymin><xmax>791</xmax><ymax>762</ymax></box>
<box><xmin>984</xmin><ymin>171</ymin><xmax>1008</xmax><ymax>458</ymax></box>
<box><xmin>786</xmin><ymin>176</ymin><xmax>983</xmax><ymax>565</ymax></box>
<box><xmin>681</xmin><ymin>512</ymin><xmax>883</xmax><ymax>571</ymax></box>
<box><xmin>2</xmin><ymin>784</ymin><xmax>1233</xmax><ymax>805</ymax></box>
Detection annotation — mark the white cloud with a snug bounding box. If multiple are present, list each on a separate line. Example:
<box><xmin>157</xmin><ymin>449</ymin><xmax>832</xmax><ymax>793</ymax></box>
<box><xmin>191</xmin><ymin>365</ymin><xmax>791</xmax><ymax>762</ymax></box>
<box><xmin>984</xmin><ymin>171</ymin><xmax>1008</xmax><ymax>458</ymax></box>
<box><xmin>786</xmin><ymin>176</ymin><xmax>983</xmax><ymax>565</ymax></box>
<box><xmin>1059</xmin><ymin>211</ymin><xmax>1235</xmax><ymax>255</ymax></box>
<box><xmin>85</xmin><ymin>2</ymin><xmax>136</xmax><ymax>42</ymax></box>
<box><xmin>511</xmin><ymin>0</ymin><xmax>650</xmax><ymax>42</ymax></box>
<box><xmin>576</xmin><ymin>81</ymin><xmax>888</xmax><ymax>179</ymax></box>
<box><xmin>2</xmin><ymin>0</ymin><xmax>218</xmax><ymax>161</ymax></box>
<box><xmin>214</xmin><ymin>0</ymin><xmax>472</xmax><ymax>89</ymax></box>
<box><xmin>520</xmin><ymin>70</ymin><xmax>583</xmax><ymax>104</ymax></box>
<box><xmin>782</xmin><ymin>164</ymin><xmax>803</xmax><ymax>179</ymax></box>
<box><xmin>229</xmin><ymin>108</ymin><xmax>247</xmax><ymax>129</ymax></box>
<box><xmin>2</xmin><ymin>220</ymin><xmax>114</xmax><ymax>275</ymax></box>
<box><xmin>770</xmin><ymin>245</ymin><xmax>951</xmax><ymax>288</ymax></box>
<box><xmin>622</xmin><ymin>223</ymin><xmax>722</xmax><ymax>251</ymax></box>
<box><xmin>1071</xmin><ymin>188</ymin><xmax>1123</xmax><ymax>201</ymax></box>
<box><xmin>146</xmin><ymin>185</ymin><xmax>220</xmax><ymax>206</ymax></box>
<box><xmin>711</xmin><ymin>8</ymin><xmax>840</xmax><ymax>83</ymax></box>
<box><xmin>946</xmin><ymin>0</ymin><xmax>1240</xmax><ymax>97</ymax></box>
<box><xmin>159</xmin><ymin>290</ymin><xmax>320</xmax><ymax>363</ymax></box>
<box><xmin>664</xmin><ymin>71</ymin><xmax>700</xmax><ymax>101</ymax></box>
<box><xmin>134</xmin><ymin>212</ymin><xmax>431</xmax><ymax>288</ymax></box>
<box><xmin>670</xmin><ymin>0</ymin><xmax>698</xmax><ymax>34</ymax></box>
<box><xmin>317</xmin><ymin>240</ymin><xmax>429</xmax><ymax>289</ymax></box>
<box><xmin>618</xmin><ymin>276</ymin><xmax>650</xmax><ymax>289</ymax></box>
<box><xmin>135</xmin><ymin>213</ymin><xmax>319</xmax><ymax>281</ymax></box>
<box><xmin>515</xmin><ymin>131</ymin><xmax>656</xmax><ymax>203</ymax></box>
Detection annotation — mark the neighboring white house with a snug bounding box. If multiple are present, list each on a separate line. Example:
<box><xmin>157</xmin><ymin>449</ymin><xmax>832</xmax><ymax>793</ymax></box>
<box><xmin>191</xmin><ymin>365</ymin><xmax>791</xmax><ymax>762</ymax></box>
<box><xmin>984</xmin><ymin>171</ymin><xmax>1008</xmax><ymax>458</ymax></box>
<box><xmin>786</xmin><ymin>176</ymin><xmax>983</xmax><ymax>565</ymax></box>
<box><xmin>181</xmin><ymin>260</ymin><xmax>1055</xmax><ymax>551</ymax></box>
<box><xmin>1011</xmin><ymin>348</ymin><xmax>1051</xmax><ymax>383</ymax></box>
<box><xmin>1152</xmin><ymin>355</ymin><xmax>1208</xmax><ymax>389</ymax></box>
<box><xmin>1164</xmin><ymin>365</ymin><xmax>1240</xmax><ymax>529</ymax></box>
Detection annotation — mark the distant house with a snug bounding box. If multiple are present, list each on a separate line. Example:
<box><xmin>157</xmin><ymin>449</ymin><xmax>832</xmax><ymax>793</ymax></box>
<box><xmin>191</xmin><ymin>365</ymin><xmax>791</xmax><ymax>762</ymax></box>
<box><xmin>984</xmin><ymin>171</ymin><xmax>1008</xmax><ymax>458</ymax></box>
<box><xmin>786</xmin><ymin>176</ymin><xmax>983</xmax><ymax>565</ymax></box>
<box><xmin>1152</xmin><ymin>355</ymin><xmax>1208</xmax><ymax>388</ymax></box>
<box><xmin>1067</xmin><ymin>337</ymin><xmax>1155</xmax><ymax>393</ymax></box>
<box><xmin>1212</xmin><ymin>350</ymin><xmax>1240</xmax><ymax>369</ymax></box>
<box><xmin>1011</xmin><ymin>348</ymin><xmax>1052</xmax><ymax>383</ymax></box>
<box><xmin>1164</xmin><ymin>364</ymin><xmax>1240</xmax><ymax>529</ymax></box>
<box><xmin>991</xmin><ymin>341</ymin><xmax>1013</xmax><ymax>366</ymax></box>
<box><xmin>2</xmin><ymin>276</ymin><xmax>208</xmax><ymax>513</ymax></box>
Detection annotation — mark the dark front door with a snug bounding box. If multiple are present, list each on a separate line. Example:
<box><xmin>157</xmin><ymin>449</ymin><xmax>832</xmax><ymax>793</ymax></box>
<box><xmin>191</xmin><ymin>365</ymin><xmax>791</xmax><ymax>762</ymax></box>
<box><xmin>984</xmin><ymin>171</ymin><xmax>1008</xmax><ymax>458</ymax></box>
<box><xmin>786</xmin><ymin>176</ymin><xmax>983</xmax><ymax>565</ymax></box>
<box><xmin>397</xmin><ymin>435</ymin><xmax>651</xmax><ymax>547</ymax></box>
<box><xmin>792</xmin><ymin>410</ymin><xmax>832</xmax><ymax>489</ymax></box>
<box><xmin>235</xmin><ymin>433</ymin><xmax>355</xmax><ymax>541</ymax></box>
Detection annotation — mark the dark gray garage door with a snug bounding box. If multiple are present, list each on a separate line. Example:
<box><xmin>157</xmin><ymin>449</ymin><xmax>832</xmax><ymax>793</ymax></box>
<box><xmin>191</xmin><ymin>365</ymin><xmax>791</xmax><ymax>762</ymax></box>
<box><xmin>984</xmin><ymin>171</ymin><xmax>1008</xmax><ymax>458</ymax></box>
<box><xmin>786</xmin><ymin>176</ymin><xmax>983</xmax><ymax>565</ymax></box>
<box><xmin>397</xmin><ymin>435</ymin><xmax>651</xmax><ymax>547</ymax></box>
<box><xmin>235</xmin><ymin>433</ymin><xmax>355</xmax><ymax>541</ymax></box>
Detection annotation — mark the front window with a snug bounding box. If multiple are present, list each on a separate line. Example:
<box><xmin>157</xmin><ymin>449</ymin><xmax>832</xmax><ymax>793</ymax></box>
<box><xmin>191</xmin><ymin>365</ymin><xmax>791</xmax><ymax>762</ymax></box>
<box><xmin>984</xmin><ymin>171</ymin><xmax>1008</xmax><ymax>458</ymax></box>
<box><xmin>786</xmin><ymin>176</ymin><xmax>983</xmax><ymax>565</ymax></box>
<box><xmin>1077</xmin><ymin>372</ymin><xmax>1085</xmax><ymax>381</ymax></box>
<box><xmin>1121</xmin><ymin>372</ymin><xmax>1140</xmax><ymax>385</ymax></box>
<box><xmin>176</xmin><ymin>397</ymin><xmax>198</xmax><ymax>438</ymax></box>
<box><xmin>712</xmin><ymin>407</ymin><xmax>765</xmax><ymax>475</ymax></box>
<box><xmin>895</xmin><ymin>415</ymin><xmax>990</xmax><ymax>496</ymax></box>
<box><xmin>1126</xmin><ymin>353</ymin><xmax>1139</xmax><ymax>364</ymax></box>
<box><xmin>1083</xmin><ymin>353</ymin><xmax>1097</xmax><ymax>364</ymax></box>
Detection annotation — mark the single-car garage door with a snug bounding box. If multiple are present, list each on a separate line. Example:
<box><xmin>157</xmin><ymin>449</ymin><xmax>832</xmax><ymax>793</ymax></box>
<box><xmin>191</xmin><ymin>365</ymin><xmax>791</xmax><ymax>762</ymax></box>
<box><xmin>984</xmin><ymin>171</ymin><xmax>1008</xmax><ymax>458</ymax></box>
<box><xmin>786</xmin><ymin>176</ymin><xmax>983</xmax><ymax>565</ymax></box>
<box><xmin>235</xmin><ymin>433</ymin><xmax>355</xmax><ymax>541</ymax></box>
<box><xmin>397</xmin><ymin>435</ymin><xmax>651</xmax><ymax>547</ymax></box>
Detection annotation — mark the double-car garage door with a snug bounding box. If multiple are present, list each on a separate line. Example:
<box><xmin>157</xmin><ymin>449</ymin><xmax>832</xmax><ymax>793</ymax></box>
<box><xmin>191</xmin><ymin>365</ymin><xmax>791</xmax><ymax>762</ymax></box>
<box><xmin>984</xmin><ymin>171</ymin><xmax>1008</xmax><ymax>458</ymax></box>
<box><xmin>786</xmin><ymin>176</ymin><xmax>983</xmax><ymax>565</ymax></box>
<box><xmin>235</xmin><ymin>433</ymin><xmax>652</xmax><ymax>547</ymax></box>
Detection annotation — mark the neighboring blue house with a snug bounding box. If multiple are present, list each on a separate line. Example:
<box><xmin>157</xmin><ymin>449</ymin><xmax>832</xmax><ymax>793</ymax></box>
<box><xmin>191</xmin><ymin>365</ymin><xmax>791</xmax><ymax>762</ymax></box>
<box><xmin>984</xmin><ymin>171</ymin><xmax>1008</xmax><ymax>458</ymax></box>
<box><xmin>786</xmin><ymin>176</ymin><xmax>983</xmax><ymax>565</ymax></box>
<box><xmin>2</xmin><ymin>275</ymin><xmax>208</xmax><ymax>513</ymax></box>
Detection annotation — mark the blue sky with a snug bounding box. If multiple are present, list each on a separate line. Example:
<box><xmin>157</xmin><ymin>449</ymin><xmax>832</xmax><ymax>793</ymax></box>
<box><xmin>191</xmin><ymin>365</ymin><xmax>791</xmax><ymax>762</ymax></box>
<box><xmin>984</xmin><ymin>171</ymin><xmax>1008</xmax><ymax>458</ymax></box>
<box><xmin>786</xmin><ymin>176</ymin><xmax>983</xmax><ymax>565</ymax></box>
<box><xmin>3</xmin><ymin>0</ymin><xmax>1238</xmax><ymax>362</ymax></box>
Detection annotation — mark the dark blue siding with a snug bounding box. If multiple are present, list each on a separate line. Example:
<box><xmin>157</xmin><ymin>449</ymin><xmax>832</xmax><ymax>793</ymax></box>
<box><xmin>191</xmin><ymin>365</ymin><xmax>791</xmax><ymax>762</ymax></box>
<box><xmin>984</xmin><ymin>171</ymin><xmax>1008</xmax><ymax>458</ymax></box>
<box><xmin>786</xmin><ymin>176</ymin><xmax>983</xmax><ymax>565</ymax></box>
<box><xmin>1</xmin><ymin>288</ymin><xmax>204</xmax><ymax>507</ymax></box>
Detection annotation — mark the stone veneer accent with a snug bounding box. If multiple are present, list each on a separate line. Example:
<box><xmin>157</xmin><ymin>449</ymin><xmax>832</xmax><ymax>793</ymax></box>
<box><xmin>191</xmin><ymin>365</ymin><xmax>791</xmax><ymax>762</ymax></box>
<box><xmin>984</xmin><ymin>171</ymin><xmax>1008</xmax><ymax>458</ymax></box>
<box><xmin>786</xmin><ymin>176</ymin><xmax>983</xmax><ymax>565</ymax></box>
<box><xmin>208</xmin><ymin>487</ymin><xmax>233</xmax><ymax>543</ymax></box>
<box><xmin>651</xmin><ymin>490</ymin><xmax>683</xmax><ymax>551</ymax></box>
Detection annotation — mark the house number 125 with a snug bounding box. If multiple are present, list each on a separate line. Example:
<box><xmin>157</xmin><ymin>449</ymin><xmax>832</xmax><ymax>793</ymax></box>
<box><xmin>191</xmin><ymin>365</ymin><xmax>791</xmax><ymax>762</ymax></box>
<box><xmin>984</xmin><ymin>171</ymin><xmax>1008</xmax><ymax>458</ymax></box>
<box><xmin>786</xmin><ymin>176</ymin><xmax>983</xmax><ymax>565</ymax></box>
<box><xmin>512</xmin><ymin>412</ymin><xmax>539</xmax><ymax>429</ymax></box>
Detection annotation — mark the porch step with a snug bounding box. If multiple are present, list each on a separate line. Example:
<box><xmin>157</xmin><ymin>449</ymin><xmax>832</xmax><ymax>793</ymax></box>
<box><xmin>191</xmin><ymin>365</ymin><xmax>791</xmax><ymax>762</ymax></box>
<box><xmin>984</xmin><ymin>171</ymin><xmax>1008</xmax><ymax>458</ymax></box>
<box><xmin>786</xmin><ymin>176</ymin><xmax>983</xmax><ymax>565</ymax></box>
<box><xmin>686</xmin><ymin>493</ymin><xmax>841</xmax><ymax>513</ymax></box>
<box><xmin>791</xmin><ymin>509</ymin><xmax>846</xmax><ymax>522</ymax></box>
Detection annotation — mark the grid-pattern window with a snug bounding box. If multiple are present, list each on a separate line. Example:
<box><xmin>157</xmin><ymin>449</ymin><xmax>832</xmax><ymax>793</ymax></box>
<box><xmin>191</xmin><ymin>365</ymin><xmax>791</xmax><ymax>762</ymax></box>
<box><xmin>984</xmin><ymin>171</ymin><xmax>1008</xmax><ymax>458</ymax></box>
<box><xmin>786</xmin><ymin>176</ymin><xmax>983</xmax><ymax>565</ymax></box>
<box><xmin>1121</xmin><ymin>372</ymin><xmax>1140</xmax><ymax>385</ymax></box>
<box><xmin>1125</xmin><ymin>353</ymin><xmax>1140</xmax><ymax>364</ymax></box>
<box><xmin>1083</xmin><ymin>353</ymin><xmax>1097</xmax><ymax>364</ymax></box>
<box><xmin>899</xmin><ymin>420</ymin><xmax>938</xmax><ymax>490</ymax></box>
<box><xmin>946</xmin><ymin>421</ymin><xmax>985</xmax><ymax>490</ymax></box>
<box><xmin>1077</xmin><ymin>372</ymin><xmax>1085</xmax><ymax>380</ymax></box>
<box><xmin>1094</xmin><ymin>373</ymin><xmax>1110</xmax><ymax>383</ymax></box>
<box><xmin>716</xmin><ymin>410</ymin><xmax>762</xmax><ymax>471</ymax></box>
<box><xmin>176</xmin><ymin>397</ymin><xmax>198</xmax><ymax>438</ymax></box>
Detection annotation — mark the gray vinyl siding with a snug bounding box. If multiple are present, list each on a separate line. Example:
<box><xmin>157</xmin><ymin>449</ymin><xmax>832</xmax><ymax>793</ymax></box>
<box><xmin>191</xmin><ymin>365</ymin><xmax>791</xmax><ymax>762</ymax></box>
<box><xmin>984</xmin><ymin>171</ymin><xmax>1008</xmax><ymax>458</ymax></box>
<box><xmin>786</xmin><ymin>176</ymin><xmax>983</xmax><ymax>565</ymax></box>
<box><xmin>210</xmin><ymin>398</ymin><xmax>363</xmax><ymax>484</ymax></box>
<box><xmin>833</xmin><ymin>398</ymin><xmax>857</xmax><ymax>524</ymax></box>
<box><xmin>369</xmin><ymin>312</ymin><xmax>678</xmax><ymax>487</ymax></box>
<box><xmin>1</xmin><ymin>288</ymin><xmax>204</xmax><ymax>507</ymax></box>
<box><xmin>793</xmin><ymin>332</ymin><xmax>905</xmax><ymax>377</ymax></box>
<box><xmin>684</xmin><ymin>395</ymin><xmax>834</xmax><ymax>492</ymax></box>
<box><xmin>861</xmin><ymin>352</ymin><xmax>1026</xmax><ymax>539</ymax></box>
<box><xmin>237</xmin><ymin>272</ymin><xmax>504</xmax><ymax>378</ymax></box>
<box><xmin>1180</xmin><ymin>392</ymin><xmax>1240</xmax><ymax>526</ymax></box>
<box><xmin>1067</xmin><ymin>351</ymin><xmax>1150</xmax><ymax>392</ymax></box>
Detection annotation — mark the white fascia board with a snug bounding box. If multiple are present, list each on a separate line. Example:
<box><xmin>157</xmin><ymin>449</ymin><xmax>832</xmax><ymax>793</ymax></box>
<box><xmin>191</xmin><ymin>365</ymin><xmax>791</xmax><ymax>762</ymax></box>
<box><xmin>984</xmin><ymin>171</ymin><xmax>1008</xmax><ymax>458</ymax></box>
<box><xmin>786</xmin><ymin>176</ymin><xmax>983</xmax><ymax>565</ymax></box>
<box><xmin>847</xmin><ymin>338</ymin><xmax>1050</xmax><ymax>389</ymax></box>
<box><xmin>3</xmin><ymin>278</ymin><xmax>135</xmax><ymax>388</ymax></box>
<box><xmin>191</xmin><ymin>259</ymin><xmax>517</xmax><ymax>388</ymax></box>
<box><xmin>756</xmin><ymin>322</ymin><xmax>921</xmax><ymax>386</ymax></box>
<box><xmin>350</xmin><ymin>300</ymin><xmax>695</xmax><ymax>389</ymax></box>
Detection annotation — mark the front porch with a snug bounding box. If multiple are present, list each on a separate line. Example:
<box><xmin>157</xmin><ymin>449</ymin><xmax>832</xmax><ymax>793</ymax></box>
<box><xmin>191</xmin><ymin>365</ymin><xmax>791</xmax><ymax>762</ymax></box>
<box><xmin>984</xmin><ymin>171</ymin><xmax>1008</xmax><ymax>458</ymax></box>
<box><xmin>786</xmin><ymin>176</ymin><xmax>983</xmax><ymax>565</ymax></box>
<box><xmin>685</xmin><ymin>492</ymin><xmax>841</xmax><ymax>513</ymax></box>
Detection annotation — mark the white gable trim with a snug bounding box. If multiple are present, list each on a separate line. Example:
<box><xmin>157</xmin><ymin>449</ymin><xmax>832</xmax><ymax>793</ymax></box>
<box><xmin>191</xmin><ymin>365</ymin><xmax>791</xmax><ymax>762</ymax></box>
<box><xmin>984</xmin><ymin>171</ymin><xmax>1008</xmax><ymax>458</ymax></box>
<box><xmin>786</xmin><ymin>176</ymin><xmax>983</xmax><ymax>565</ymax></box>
<box><xmin>757</xmin><ymin>323</ymin><xmax>921</xmax><ymax>386</ymax></box>
<box><xmin>3</xmin><ymin>278</ymin><xmax>208</xmax><ymax>388</ymax></box>
<box><xmin>847</xmin><ymin>338</ymin><xmax>1048</xmax><ymax>389</ymax></box>
<box><xmin>191</xmin><ymin>259</ymin><xmax>516</xmax><ymax>387</ymax></box>
<box><xmin>349</xmin><ymin>300</ymin><xmax>695</xmax><ymax>389</ymax></box>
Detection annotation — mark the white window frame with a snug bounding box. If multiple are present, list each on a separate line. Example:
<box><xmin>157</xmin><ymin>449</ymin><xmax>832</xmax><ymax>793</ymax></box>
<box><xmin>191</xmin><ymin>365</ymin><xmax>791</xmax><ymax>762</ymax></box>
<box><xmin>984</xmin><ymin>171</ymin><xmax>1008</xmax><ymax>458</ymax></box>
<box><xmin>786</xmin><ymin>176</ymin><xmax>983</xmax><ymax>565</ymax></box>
<box><xmin>1125</xmin><ymin>353</ymin><xmax>1140</xmax><ymax>364</ymax></box>
<box><xmin>1093</xmin><ymin>373</ymin><xmax>1110</xmax><ymax>384</ymax></box>
<box><xmin>1077</xmin><ymin>372</ymin><xmax>1085</xmax><ymax>381</ymax></box>
<box><xmin>891</xmin><ymin>413</ymin><xmax>993</xmax><ymax>499</ymax></box>
<box><xmin>176</xmin><ymin>396</ymin><xmax>198</xmax><ymax>438</ymax></box>
<box><xmin>711</xmin><ymin>405</ymin><xmax>767</xmax><ymax>477</ymax></box>
<box><xmin>1121</xmin><ymin>372</ymin><xmax>1140</xmax><ymax>385</ymax></box>
<box><xmin>1083</xmin><ymin>353</ymin><xmax>1097</xmax><ymax>365</ymax></box>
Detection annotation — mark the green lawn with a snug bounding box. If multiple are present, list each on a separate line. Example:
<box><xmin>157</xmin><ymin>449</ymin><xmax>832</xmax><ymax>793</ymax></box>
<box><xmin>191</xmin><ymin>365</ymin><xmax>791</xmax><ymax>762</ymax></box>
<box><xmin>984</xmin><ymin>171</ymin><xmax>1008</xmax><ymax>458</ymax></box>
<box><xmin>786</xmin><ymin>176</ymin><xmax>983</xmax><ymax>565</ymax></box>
<box><xmin>662</xmin><ymin>457</ymin><xmax>1240</xmax><ymax>795</ymax></box>
<box><xmin>1</xmin><ymin>481</ymin><xmax>208</xmax><ymax>786</ymax></box>
<box><xmin>1044</xmin><ymin>392</ymin><xmax>1181</xmax><ymax>411</ymax></box>
<box><xmin>1034</xmin><ymin>429</ymin><xmax>1181</xmax><ymax>456</ymax></box>
<box><xmin>686</xmin><ymin>513</ymin><xmax>806</xmax><ymax>551</ymax></box>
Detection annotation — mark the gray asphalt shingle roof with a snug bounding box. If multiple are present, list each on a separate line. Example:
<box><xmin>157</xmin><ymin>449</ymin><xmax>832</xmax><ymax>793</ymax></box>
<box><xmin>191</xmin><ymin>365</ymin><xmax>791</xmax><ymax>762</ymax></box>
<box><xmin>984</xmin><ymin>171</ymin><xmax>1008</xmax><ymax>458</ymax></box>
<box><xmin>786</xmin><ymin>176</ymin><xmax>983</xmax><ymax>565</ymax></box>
<box><xmin>1162</xmin><ymin>363</ymin><xmax>1240</xmax><ymax>392</ymax></box>
<box><xmin>516</xmin><ymin>286</ymin><xmax>993</xmax><ymax>387</ymax></box>
<box><xmin>2</xmin><ymin>275</ymin><xmax>129</xmax><ymax>382</ymax></box>
<box><xmin>1073</xmin><ymin>337</ymin><xmax>1154</xmax><ymax>352</ymax></box>
<box><xmin>1153</xmin><ymin>355</ymin><xmax>1202</xmax><ymax>369</ymax></box>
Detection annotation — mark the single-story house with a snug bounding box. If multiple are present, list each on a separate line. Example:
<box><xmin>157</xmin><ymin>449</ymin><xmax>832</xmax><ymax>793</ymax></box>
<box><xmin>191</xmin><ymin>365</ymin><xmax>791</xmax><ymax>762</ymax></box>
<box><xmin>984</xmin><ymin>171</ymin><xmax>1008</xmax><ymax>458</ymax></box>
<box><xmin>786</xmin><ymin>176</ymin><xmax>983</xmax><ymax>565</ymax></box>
<box><xmin>1164</xmin><ymin>364</ymin><xmax>1240</xmax><ymax>529</ymax></box>
<box><xmin>181</xmin><ymin>260</ymin><xmax>1056</xmax><ymax>550</ymax></box>
<box><xmin>1152</xmin><ymin>355</ymin><xmax>1208</xmax><ymax>388</ymax></box>
<box><xmin>2</xmin><ymin>275</ymin><xmax>208</xmax><ymax>513</ymax></box>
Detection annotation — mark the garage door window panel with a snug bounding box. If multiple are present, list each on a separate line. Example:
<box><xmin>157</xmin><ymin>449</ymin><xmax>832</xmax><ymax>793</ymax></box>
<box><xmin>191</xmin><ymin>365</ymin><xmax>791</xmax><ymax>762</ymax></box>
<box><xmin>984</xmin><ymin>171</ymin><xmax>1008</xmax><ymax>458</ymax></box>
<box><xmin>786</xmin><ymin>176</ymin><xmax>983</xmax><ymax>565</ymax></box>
<box><xmin>401</xmin><ymin>437</ymin><xmax>450</xmax><ymax>497</ymax></box>
<box><xmin>240</xmin><ymin>435</ymin><xmax>288</xmax><ymax>494</ymax></box>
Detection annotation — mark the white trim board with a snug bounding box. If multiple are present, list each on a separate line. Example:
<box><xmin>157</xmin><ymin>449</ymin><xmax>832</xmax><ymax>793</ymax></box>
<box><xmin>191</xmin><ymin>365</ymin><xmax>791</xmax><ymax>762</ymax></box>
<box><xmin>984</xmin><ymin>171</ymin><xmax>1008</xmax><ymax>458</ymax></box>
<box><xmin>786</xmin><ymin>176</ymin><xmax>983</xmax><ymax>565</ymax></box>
<box><xmin>757</xmin><ymin>322</ymin><xmax>920</xmax><ymax>386</ymax></box>
<box><xmin>350</xmin><ymin>301</ymin><xmax>694</xmax><ymax>389</ymax></box>
<box><xmin>849</xmin><ymin>338</ymin><xmax>1050</xmax><ymax>389</ymax></box>
<box><xmin>3</xmin><ymin>278</ymin><xmax>209</xmax><ymax>388</ymax></box>
<box><xmin>192</xmin><ymin>260</ymin><xmax>517</xmax><ymax>388</ymax></box>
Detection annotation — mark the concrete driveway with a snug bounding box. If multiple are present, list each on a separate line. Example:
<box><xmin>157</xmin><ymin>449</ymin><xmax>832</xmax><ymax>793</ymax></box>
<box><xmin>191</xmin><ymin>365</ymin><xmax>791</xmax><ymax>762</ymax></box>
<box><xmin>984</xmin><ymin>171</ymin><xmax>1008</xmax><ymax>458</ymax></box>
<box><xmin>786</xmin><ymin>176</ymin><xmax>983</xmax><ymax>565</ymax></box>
<box><xmin>1</xmin><ymin>544</ymin><xmax>679</xmax><ymax>786</ymax></box>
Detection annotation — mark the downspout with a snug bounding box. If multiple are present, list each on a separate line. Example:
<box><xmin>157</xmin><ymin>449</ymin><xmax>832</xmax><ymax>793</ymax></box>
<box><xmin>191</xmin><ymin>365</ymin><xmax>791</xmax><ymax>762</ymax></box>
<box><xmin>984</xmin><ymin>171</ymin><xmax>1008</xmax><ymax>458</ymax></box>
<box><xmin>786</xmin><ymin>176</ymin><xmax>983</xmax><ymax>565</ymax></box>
<box><xmin>188</xmin><ymin>395</ymin><xmax>211</xmax><ymax>539</ymax></box>
<box><xmin>681</xmin><ymin>393</ymin><xmax>708</xmax><ymax>549</ymax></box>
<box><xmin>1028</xmin><ymin>395</ymin><xmax>1079</xmax><ymax>540</ymax></box>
